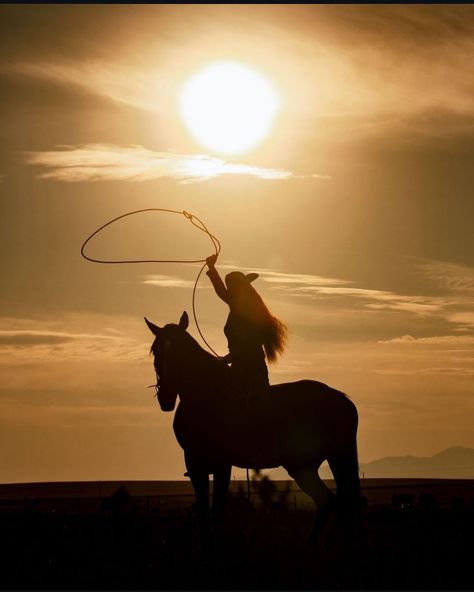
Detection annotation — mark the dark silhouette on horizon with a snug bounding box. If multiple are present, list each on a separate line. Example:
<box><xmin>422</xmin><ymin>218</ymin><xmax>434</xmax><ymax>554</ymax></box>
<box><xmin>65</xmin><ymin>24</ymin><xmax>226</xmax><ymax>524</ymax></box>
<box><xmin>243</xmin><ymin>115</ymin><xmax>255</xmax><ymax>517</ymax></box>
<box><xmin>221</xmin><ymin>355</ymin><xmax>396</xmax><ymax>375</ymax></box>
<box><xmin>2</xmin><ymin>481</ymin><xmax>472</xmax><ymax>590</ymax></box>
<box><xmin>145</xmin><ymin>310</ymin><xmax>360</xmax><ymax>545</ymax></box>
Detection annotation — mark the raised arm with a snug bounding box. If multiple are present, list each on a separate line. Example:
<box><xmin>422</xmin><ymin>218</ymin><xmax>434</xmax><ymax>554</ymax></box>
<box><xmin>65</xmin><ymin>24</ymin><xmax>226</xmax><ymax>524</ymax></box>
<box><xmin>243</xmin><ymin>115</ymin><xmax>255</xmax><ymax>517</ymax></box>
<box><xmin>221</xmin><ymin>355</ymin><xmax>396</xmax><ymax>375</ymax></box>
<box><xmin>206</xmin><ymin>255</ymin><xmax>229</xmax><ymax>303</ymax></box>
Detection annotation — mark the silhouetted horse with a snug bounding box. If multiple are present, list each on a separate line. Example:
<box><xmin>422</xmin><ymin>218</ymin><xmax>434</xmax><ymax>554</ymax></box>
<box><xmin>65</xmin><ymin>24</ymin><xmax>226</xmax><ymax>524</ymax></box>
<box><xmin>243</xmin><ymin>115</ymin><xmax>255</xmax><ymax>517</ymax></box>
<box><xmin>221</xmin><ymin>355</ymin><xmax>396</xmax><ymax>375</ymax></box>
<box><xmin>145</xmin><ymin>312</ymin><xmax>360</xmax><ymax>540</ymax></box>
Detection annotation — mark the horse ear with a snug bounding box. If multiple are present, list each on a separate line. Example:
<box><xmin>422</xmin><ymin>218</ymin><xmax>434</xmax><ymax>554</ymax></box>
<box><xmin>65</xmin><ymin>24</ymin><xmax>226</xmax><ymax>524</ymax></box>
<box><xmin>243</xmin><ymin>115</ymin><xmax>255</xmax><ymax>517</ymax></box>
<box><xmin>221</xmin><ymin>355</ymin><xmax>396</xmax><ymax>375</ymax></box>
<box><xmin>144</xmin><ymin>317</ymin><xmax>162</xmax><ymax>336</ymax></box>
<box><xmin>178</xmin><ymin>311</ymin><xmax>189</xmax><ymax>331</ymax></box>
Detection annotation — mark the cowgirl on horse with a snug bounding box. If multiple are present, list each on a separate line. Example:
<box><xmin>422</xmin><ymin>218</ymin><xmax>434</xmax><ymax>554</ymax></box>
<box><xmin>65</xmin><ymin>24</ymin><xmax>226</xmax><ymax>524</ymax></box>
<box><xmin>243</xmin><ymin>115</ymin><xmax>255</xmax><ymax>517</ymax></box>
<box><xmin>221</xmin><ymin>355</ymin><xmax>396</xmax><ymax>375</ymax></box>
<box><xmin>205</xmin><ymin>254</ymin><xmax>288</xmax><ymax>400</ymax></box>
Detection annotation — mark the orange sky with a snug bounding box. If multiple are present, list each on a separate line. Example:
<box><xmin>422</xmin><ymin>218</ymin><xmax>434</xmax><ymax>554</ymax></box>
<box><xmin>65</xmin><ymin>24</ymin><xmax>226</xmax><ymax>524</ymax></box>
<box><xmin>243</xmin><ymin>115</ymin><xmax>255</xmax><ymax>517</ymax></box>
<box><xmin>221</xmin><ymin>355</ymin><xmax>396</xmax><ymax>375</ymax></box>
<box><xmin>0</xmin><ymin>4</ymin><xmax>473</xmax><ymax>482</ymax></box>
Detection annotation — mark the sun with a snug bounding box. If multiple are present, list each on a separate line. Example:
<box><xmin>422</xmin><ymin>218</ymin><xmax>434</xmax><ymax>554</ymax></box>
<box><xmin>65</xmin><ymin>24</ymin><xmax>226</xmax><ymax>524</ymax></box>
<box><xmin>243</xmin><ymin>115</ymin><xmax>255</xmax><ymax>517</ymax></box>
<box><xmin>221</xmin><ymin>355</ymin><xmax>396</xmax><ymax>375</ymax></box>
<box><xmin>179</xmin><ymin>61</ymin><xmax>280</xmax><ymax>156</ymax></box>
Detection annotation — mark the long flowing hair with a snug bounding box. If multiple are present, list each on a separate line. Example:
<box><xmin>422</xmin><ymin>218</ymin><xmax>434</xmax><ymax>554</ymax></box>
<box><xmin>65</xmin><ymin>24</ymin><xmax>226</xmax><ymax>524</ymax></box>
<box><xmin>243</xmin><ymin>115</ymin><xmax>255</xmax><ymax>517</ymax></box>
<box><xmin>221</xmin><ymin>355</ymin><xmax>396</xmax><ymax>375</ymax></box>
<box><xmin>228</xmin><ymin>278</ymin><xmax>288</xmax><ymax>363</ymax></box>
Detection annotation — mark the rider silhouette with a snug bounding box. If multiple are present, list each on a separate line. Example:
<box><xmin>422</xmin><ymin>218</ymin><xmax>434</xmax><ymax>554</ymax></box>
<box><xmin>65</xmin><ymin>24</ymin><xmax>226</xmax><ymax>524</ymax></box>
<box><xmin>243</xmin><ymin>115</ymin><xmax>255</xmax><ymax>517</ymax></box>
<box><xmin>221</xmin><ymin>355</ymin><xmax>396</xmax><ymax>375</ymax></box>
<box><xmin>206</xmin><ymin>254</ymin><xmax>287</xmax><ymax>399</ymax></box>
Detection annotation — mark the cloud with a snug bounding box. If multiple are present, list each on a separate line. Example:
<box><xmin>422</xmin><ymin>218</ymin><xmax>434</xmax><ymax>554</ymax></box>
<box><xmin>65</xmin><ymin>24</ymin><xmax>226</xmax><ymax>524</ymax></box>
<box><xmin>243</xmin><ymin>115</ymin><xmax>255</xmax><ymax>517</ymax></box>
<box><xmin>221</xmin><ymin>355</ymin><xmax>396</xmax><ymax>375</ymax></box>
<box><xmin>0</xmin><ymin>326</ymin><xmax>152</xmax><ymax>396</ymax></box>
<box><xmin>371</xmin><ymin>367</ymin><xmax>474</xmax><ymax>377</ymax></box>
<box><xmin>364</xmin><ymin>301</ymin><xmax>443</xmax><ymax>316</ymax></box>
<box><xmin>24</xmin><ymin>144</ymin><xmax>328</xmax><ymax>184</ymax></box>
<box><xmin>0</xmin><ymin>333</ymin><xmax>72</xmax><ymax>347</ymax></box>
<box><xmin>258</xmin><ymin>270</ymin><xmax>348</xmax><ymax>287</ymax></box>
<box><xmin>217</xmin><ymin>265</ymin><xmax>349</xmax><ymax>287</ymax></box>
<box><xmin>4</xmin><ymin>5</ymin><xmax>473</xmax><ymax>150</ymax></box>
<box><xmin>379</xmin><ymin>334</ymin><xmax>474</xmax><ymax>345</ymax></box>
<box><xmin>416</xmin><ymin>259</ymin><xmax>474</xmax><ymax>293</ymax></box>
<box><xmin>0</xmin><ymin>329</ymin><xmax>119</xmax><ymax>347</ymax></box>
<box><xmin>0</xmin><ymin>316</ymin><xmax>148</xmax><ymax>368</ymax></box>
<box><xmin>448</xmin><ymin>312</ymin><xmax>474</xmax><ymax>329</ymax></box>
<box><xmin>257</xmin><ymin>268</ymin><xmax>446</xmax><ymax>317</ymax></box>
<box><xmin>142</xmin><ymin>274</ymin><xmax>195</xmax><ymax>289</ymax></box>
<box><xmin>409</xmin><ymin>259</ymin><xmax>474</xmax><ymax>330</ymax></box>
<box><xmin>215</xmin><ymin>262</ymin><xmax>474</xmax><ymax>340</ymax></box>
<box><xmin>374</xmin><ymin>333</ymin><xmax>474</xmax><ymax>378</ymax></box>
<box><xmin>0</xmin><ymin>397</ymin><xmax>160</xmax><ymax>429</ymax></box>
<box><xmin>10</xmin><ymin>60</ymin><xmax>165</xmax><ymax>113</ymax></box>
<box><xmin>302</xmin><ymin>5</ymin><xmax>474</xmax><ymax>138</ymax></box>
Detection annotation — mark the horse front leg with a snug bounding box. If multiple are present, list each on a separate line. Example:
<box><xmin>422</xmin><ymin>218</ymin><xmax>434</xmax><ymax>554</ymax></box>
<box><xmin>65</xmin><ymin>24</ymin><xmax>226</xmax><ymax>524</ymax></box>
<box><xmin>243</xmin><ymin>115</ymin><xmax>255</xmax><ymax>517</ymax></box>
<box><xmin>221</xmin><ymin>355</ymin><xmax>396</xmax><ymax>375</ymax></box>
<box><xmin>212</xmin><ymin>464</ymin><xmax>232</xmax><ymax>523</ymax></box>
<box><xmin>185</xmin><ymin>453</ymin><xmax>211</xmax><ymax>549</ymax></box>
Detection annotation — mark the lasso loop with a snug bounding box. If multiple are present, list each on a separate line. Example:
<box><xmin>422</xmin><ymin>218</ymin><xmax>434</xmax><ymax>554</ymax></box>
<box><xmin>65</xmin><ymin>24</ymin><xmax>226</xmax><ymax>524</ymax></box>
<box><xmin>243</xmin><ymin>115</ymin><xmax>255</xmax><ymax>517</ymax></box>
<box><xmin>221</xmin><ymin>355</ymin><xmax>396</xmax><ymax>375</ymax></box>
<box><xmin>80</xmin><ymin>208</ymin><xmax>221</xmax><ymax>357</ymax></box>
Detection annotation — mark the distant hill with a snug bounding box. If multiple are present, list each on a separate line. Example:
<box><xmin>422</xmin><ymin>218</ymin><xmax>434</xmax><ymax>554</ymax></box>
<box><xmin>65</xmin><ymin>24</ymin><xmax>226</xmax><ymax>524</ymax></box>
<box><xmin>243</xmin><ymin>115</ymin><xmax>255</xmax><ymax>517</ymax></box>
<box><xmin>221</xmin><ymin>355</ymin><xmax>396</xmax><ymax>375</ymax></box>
<box><xmin>319</xmin><ymin>446</ymin><xmax>474</xmax><ymax>479</ymax></box>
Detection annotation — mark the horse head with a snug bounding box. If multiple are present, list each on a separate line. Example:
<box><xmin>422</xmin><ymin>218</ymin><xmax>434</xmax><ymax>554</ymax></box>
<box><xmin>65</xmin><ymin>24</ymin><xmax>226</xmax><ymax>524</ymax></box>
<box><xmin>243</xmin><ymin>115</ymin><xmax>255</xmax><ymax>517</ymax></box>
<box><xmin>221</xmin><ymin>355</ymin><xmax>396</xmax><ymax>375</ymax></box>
<box><xmin>145</xmin><ymin>311</ymin><xmax>189</xmax><ymax>412</ymax></box>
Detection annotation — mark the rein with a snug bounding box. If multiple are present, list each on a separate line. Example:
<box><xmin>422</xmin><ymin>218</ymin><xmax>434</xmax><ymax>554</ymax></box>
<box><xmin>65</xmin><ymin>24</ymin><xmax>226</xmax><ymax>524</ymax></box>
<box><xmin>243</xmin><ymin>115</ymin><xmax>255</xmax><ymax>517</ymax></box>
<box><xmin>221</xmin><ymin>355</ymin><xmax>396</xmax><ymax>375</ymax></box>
<box><xmin>81</xmin><ymin>208</ymin><xmax>221</xmax><ymax>357</ymax></box>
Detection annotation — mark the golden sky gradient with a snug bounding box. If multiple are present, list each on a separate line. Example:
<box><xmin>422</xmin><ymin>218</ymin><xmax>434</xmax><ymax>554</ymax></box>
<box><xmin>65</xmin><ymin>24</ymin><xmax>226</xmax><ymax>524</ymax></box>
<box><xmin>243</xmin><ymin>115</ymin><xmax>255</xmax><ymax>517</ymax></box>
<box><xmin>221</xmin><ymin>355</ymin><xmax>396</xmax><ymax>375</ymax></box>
<box><xmin>1</xmin><ymin>4</ymin><xmax>473</xmax><ymax>482</ymax></box>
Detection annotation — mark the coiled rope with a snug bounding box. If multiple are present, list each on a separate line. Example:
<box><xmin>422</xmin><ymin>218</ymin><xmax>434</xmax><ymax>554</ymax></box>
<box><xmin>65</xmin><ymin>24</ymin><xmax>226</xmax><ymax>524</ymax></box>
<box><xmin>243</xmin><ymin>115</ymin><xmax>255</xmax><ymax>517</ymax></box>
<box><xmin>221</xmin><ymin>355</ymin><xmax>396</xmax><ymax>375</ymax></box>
<box><xmin>81</xmin><ymin>208</ymin><xmax>221</xmax><ymax>357</ymax></box>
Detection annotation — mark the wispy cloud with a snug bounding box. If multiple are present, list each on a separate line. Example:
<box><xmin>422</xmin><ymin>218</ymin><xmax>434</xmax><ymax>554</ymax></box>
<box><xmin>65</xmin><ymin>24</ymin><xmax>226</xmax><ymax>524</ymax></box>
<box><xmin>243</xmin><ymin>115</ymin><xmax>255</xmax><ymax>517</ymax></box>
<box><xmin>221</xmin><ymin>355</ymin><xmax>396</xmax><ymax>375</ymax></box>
<box><xmin>0</xmin><ymin>316</ymin><xmax>148</xmax><ymax>368</ymax></box>
<box><xmin>364</xmin><ymin>300</ymin><xmax>443</xmax><ymax>316</ymax></box>
<box><xmin>409</xmin><ymin>258</ymin><xmax>474</xmax><ymax>330</ymax></box>
<box><xmin>298</xmin><ymin>5</ymin><xmax>474</xmax><ymax>140</ymax></box>
<box><xmin>142</xmin><ymin>274</ymin><xmax>195</xmax><ymax>289</ymax></box>
<box><xmin>24</xmin><ymin>144</ymin><xmax>328</xmax><ymax>184</ymax></box>
<box><xmin>201</xmin><ymin>262</ymin><xmax>474</xmax><ymax>334</ymax></box>
<box><xmin>416</xmin><ymin>259</ymin><xmax>474</xmax><ymax>293</ymax></box>
<box><xmin>10</xmin><ymin>4</ymin><xmax>474</xmax><ymax>144</ymax></box>
<box><xmin>374</xmin><ymin>333</ymin><xmax>474</xmax><ymax>378</ymax></box>
<box><xmin>379</xmin><ymin>334</ymin><xmax>474</xmax><ymax>346</ymax></box>
<box><xmin>0</xmin><ymin>397</ymin><xmax>160</xmax><ymax>429</ymax></box>
<box><xmin>0</xmin><ymin>315</ymin><xmax>155</xmax><ymax>397</ymax></box>
<box><xmin>259</xmin><ymin>270</ymin><xmax>348</xmax><ymax>287</ymax></box>
<box><xmin>371</xmin><ymin>366</ymin><xmax>474</xmax><ymax>377</ymax></box>
<box><xmin>216</xmin><ymin>265</ymin><xmax>349</xmax><ymax>287</ymax></box>
<box><xmin>447</xmin><ymin>312</ymin><xmax>474</xmax><ymax>329</ymax></box>
<box><xmin>11</xmin><ymin>60</ymin><xmax>163</xmax><ymax>113</ymax></box>
<box><xmin>257</xmin><ymin>268</ymin><xmax>445</xmax><ymax>317</ymax></box>
<box><xmin>0</xmin><ymin>329</ymin><xmax>119</xmax><ymax>347</ymax></box>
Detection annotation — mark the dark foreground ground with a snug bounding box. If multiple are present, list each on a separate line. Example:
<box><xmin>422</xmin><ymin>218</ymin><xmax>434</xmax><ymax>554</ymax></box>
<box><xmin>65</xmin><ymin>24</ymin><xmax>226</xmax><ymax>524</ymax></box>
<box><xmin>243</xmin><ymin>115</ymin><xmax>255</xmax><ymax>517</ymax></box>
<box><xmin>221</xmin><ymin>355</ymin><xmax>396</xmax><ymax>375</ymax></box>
<box><xmin>0</xmin><ymin>490</ymin><xmax>473</xmax><ymax>591</ymax></box>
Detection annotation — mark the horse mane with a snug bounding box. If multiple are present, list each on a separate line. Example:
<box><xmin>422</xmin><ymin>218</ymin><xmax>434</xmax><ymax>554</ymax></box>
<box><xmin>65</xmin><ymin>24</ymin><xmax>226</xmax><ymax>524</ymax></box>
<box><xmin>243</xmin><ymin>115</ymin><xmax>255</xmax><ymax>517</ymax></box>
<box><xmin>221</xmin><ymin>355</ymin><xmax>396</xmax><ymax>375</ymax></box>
<box><xmin>173</xmin><ymin>327</ymin><xmax>223</xmax><ymax>368</ymax></box>
<box><xmin>150</xmin><ymin>324</ymin><xmax>228</xmax><ymax>379</ymax></box>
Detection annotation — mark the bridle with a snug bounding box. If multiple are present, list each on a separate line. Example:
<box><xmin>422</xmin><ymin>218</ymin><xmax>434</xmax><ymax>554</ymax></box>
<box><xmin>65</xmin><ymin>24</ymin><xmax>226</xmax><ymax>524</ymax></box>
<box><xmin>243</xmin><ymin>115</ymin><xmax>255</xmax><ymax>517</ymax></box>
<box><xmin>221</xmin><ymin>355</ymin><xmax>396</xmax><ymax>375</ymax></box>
<box><xmin>151</xmin><ymin>336</ymin><xmax>179</xmax><ymax>411</ymax></box>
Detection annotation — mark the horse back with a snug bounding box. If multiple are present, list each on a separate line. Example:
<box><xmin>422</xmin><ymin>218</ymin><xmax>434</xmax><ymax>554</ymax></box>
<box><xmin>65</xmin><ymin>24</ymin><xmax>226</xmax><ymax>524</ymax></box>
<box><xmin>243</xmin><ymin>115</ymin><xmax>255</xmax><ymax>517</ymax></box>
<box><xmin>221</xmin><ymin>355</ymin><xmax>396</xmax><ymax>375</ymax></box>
<box><xmin>270</xmin><ymin>379</ymin><xmax>358</xmax><ymax>431</ymax></box>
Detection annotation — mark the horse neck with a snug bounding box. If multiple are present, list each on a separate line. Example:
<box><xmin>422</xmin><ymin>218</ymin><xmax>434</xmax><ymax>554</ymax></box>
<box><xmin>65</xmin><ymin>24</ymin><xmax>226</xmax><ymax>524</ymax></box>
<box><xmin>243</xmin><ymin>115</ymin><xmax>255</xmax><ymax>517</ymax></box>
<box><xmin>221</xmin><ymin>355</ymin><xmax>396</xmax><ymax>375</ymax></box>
<box><xmin>175</xmin><ymin>336</ymin><xmax>228</xmax><ymax>396</ymax></box>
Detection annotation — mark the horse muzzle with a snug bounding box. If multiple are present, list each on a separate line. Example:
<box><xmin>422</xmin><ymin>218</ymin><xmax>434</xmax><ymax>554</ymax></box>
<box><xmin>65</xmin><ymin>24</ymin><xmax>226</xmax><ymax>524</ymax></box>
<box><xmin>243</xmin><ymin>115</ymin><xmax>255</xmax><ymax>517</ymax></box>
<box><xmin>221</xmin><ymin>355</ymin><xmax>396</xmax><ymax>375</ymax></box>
<box><xmin>157</xmin><ymin>390</ymin><xmax>177</xmax><ymax>412</ymax></box>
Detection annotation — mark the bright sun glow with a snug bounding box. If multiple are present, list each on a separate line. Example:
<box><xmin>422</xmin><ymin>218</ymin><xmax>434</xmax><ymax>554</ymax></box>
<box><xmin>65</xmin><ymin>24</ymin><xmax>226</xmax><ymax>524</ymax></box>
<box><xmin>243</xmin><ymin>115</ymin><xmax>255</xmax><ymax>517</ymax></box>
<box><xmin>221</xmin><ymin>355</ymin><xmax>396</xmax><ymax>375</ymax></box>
<box><xmin>179</xmin><ymin>61</ymin><xmax>280</xmax><ymax>156</ymax></box>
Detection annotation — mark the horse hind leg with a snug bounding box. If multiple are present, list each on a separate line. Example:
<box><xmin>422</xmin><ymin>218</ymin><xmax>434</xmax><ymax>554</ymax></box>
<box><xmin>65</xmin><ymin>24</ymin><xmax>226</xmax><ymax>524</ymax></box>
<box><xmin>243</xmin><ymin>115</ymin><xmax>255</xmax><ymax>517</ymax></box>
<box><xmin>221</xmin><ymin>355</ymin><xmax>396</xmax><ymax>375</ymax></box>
<box><xmin>327</xmin><ymin>438</ymin><xmax>360</xmax><ymax>513</ymax></box>
<box><xmin>284</xmin><ymin>464</ymin><xmax>336</xmax><ymax>540</ymax></box>
<box><xmin>327</xmin><ymin>441</ymin><xmax>366</xmax><ymax>588</ymax></box>
<box><xmin>327</xmin><ymin>439</ymin><xmax>361</xmax><ymax>548</ymax></box>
